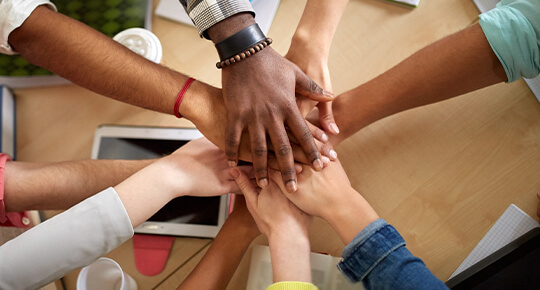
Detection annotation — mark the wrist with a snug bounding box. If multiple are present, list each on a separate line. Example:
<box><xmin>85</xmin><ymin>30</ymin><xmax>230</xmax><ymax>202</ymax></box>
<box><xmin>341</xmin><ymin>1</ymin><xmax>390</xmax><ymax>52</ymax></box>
<box><xmin>268</xmin><ymin>230</ymin><xmax>311</xmax><ymax>283</ymax></box>
<box><xmin>322</xmin><ymin>188</ymin><xmax>379</xmax><ymax>245</ymax></box>
<box><xmin>290</xmin><ymin>29</ymin><xmax>330</xmax><ymax>61</ymax></box>
<box><xmin>155</xmin><ymin>156</ymin><xmax>191</xmax><ymax>199</ymax></box>
<box><xmin>226</xmin><ymin>212</ymin><xmax>260</xmax><ymax>239</ymax></box>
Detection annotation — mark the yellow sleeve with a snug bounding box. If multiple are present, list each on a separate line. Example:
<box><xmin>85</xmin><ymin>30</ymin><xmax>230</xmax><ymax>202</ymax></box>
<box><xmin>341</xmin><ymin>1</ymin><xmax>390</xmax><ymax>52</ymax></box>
<box><xmin>266</xmin><ymin>281</ymin><xmax>319</xmax><ymax>290</ymax></box>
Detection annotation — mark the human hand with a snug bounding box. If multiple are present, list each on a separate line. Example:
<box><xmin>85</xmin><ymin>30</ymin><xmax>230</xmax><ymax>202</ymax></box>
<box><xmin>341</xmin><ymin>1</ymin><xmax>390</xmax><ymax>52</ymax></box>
<box><xmin>159</xmin><ymin>137</ymin><xmax>252</xmax><ymax>198</ymax></box>
<box><xmin>221</xmin><ymin>46</ymin><xmax>334</xmax><ymax>193</ymax></box>
<box><xmin>268</xmin><ymin>160</ymin><xmax>379</xmax><ymax>245</ymax></box>
<box><xmin>231</xmin><ymin>167</ymin><xmax>313</xmax><ymax>283</ymax></box>
<box><xmin>181</xmin><ymin>83</ymin><xmax>336</xmax><ymax>172</ymax></box>
<box><xmin>229</xmin><ymin>167</ymin><xmax>312</xmax><ymax>238</ymax></box>
<box><xmin>286</xmin><ymin>48</ymin><xmax>339</xmax><ymax>137</ymax></box>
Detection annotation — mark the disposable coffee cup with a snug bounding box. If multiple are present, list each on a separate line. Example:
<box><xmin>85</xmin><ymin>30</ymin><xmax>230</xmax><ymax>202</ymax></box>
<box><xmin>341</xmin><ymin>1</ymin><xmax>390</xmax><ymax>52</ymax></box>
<box><xmin>77</xmin><ymin>257</ymin><xmax>138</xmax><ymax>290</ymax></box>
<box><xmin>113</xmin><ymin>28</ymin><xmax>163</xmax><ymax>64</ymax></box>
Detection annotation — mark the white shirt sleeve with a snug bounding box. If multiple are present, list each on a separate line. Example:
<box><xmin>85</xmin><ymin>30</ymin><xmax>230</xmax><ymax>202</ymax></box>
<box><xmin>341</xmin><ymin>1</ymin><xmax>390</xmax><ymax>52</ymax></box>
<box><xmin>0</xmin><ymin>0</ymin><xmax>57</xmax><ymax>55</ymax></box>
<box><xmin>0</xmin><ymin>187</ymin><xmax>134</xmax><ymax>290</ymax></box>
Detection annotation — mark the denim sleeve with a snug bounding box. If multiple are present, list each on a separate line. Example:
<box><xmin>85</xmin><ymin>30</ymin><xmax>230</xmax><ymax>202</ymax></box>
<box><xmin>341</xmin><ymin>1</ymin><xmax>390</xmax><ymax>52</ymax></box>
<box><xmin>479</xmin><ymin>0</ymin><xmax>540</xmax><ymax>82</ymax></box>
<box><xmin>337</xmin><ymin>219</ymin><xmax>448</xmax><ymax>290</ymax></box>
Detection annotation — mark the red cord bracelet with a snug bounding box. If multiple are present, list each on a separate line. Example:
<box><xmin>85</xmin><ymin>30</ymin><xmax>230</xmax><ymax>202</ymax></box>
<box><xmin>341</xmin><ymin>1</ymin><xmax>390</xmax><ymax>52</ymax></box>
<box><xmin>174</xmin><ymin>77</ymin><xmax>195</xmax><ymax>118</ymax></box>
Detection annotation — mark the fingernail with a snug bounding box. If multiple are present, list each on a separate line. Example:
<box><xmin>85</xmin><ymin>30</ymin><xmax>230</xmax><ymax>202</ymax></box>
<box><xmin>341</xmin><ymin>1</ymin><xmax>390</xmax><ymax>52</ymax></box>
<box><xmin>228</xmin><ymin>160</ymin><xmax>237</xmax><ymax>168</ymax></box>
<box><xmin>330</xmin><ymin>123</ymin><xmax>340</xmax><ymax>134</ymax></box>
<box><xmin>329</xmin><ymin>150</ymin><xmax>338</xmax><ymax>159</ymax></box>
<box><xmin>229</xmin><ymin>168</ymin><xmax>239</xmax><ymax>179</ymax></box>
<box><xmin>321</xmin><ymin>133</ymin><xmax>329</xmax><ymax>142</ymax></box>
<box><xmin>287</xmin><ymin>180</ymin><xmax>297</xmax><ymax>192</ymax></box>
<box><xmin>313</xmin><ymin>158</ymin><xmax>323</xmax><ymax>171</ymax></box>
<box><xmin>294</xmin><ymin>164</ymin><xmax>303</xmax><ymax>173</ymax></box>
<box><xmin>321</xmin><ymin>156</ymin><xmax>330</xmax><ymax>164</ymax></box>
<box><xmin>259</xmin><ymin>178</ymin><xmax>269</xmax><ymax>188</ymax></box>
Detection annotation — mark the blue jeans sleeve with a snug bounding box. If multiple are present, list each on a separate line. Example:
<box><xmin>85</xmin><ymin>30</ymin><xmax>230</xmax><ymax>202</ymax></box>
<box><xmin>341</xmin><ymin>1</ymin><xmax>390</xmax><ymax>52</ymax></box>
<box><xmin>479</xmin><ymin>0</ymin><xmax>540</xmax><ymax>82</ymax></box>
<box><xmin>338</xmin><ymin>219</ymin><xmax>448</xmax><ymax>290</ymax></box>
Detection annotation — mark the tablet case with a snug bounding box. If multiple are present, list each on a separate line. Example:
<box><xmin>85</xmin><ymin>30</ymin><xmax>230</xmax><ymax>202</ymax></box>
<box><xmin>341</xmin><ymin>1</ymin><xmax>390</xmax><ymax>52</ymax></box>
<box><xmin>133</xmin><ymin>234</ymin><xmax>175</xmax><ymax>276</ymax></box>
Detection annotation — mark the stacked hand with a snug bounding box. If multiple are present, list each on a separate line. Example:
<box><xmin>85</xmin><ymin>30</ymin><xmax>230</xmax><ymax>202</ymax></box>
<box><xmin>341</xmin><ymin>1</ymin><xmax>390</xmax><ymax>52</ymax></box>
<box><xmin>222</xmin><ymin>46</ymin><xmax>335</xmax><ymax>193</ymax></box>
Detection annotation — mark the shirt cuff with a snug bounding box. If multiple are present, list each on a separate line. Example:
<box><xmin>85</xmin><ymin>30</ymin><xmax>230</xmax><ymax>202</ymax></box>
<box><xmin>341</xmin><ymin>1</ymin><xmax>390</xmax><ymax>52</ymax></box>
<box><xmin>337</xmin><ymin>221</ymin><xmax>406</xmax><ymax>283</ymax></box>
<box><xmin>341</xmin><ymin>218</ymin><xmax>388</xmax><ymax>258</ymax></box>
<box><xmin>479</xmin><ymin>0</ymin><xmax>540</xmax><ymax>83</ymax></box>
<box><xmin>184</xmin><ymin>0</ymin><xmax>255</xmax><ymax>39</ymax></box>
<box><xmin>0</xmin><ymin>0</ymin><xmax>57</xmax><ymax>55</ymax></box>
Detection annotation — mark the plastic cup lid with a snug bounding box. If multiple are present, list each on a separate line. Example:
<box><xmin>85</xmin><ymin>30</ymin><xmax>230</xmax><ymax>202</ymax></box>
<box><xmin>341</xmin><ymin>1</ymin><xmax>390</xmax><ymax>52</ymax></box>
<box><xmin>113</xmin><ymin>28</ymin><xmax>163</xmax><ymax>63</ymax></box>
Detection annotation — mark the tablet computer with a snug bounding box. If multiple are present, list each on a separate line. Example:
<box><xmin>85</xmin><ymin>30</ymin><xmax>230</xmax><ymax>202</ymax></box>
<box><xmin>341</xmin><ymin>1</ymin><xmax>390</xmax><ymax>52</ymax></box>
<box><xmin>91</xmin><ymin>125</ymin><xmax>229</xmax><ymax>238</ymax></box>
<box><xmin>446</xmin><ymin>227</ymin><xmax>540</xmax><ymax>289</ymax></box>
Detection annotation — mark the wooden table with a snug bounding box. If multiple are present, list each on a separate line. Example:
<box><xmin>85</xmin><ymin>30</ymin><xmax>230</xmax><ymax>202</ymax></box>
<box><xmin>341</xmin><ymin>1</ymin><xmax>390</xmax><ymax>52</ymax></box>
<box><xmin>14</xmin><ymin>0</ymin><xmax>540</xmax><ymax>289</ymax></box>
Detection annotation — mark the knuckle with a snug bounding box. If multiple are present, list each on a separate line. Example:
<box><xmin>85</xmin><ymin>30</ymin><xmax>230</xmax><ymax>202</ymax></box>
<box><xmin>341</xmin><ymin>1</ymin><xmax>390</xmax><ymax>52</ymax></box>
<box><xmin>253</xmin><ymin>146</ymin><xmax>268</xmax><ymax>157</ymax></box>
<box><xmin>281</xmin><ymin>168</ymin><xmax>296</xmax><ymax>179</ymax></box>
<box><xmin>225</xmin><ymin>150</ymin><xmax>237</xmax><ymax>158</ymax></box>
<box><xmin>255</xmin><ymin>167</ymin><xmax>268</xmax><ymax>176</ymax></box>
<box><xmin>277</xmin><ymin>144</ymin><xmax>292</xmax><ymax>156</ymax></box>
<box><xmin>321</xmin><ymin>112</ymin><xmax>334</xmax><ymax>121</ymax></box>
<box><xmin>308</xmin><ymin>150</ymin><xmax>320</xmax><ymax>163</ymax></box>
<box><xmin>298</xmin><ymin>129</ymin><xmax>314</xmax><ymax>143</ymax></box>
<box><xmin>225</xmin><ymin>135</ymin><xmax>240</xmax><ymax>149</ymax></box>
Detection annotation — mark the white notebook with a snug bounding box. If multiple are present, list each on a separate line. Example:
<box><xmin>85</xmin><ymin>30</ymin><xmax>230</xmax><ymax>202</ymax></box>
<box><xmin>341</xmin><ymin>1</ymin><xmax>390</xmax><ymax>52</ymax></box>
<box><xmin>450</xmin><ymin>204</ymin><xmax>539</xmax><ymax>279</ymax></box>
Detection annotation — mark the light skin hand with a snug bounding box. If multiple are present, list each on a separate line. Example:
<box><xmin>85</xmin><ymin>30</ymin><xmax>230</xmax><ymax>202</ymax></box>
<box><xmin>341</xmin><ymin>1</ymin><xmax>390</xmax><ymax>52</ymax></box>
<box><xmin>207</xmin><ymin>13</ymin><xmax>334</xmax><ymax>193</ymax></box>
<box><xmin>285</xmin><ymin>0</ymin><xmax>349</xmax><ymax>136</ymax></box>
<box><xmin>114</xmin><ymin>138</ymin><xmax>250</xmax><ymax>227</ymax></box>
<box><xmin>230</xmin><ymin>167</ymin><xmax>313</xmax><ymax>283</ymax></box>
<box><xmin>158</xmin><ymin>137</ymin><xmax>253</xmax><ymax>197</ymax></box>
<box><xmin>268</xmin><ymin>161</ymin><xmax>379</xmax><ymax>245</ymax></box>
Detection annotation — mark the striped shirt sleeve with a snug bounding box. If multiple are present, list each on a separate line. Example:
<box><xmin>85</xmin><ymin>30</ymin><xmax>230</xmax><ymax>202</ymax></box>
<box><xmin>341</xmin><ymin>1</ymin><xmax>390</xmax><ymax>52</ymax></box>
<box><xmin>179</xmin><ymin>0</ymin><xmax>255</xmax><ymax>38</ymax></box>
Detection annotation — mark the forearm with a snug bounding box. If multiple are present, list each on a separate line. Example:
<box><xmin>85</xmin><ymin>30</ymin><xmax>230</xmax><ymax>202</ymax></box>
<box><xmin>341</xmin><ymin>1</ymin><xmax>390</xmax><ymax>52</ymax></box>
<box><xmin>8</xmin><ymin>6</ymin><xmax>213</xmax><ymax>120</ymax></box>
<box><xmin>331</xmin><ymin>24</ymin><xmax>506</xmax><ymax>144</ymax></box>
<box><xmin>4</xmin><ymin>159</ymin><xmax>153</xmax><ymax>212</ymax></box>
<box><xmin>289</xmin><ymin>0</ymin><xmax>349</xmax><ymax>60</ymax></box>
<box><xmin>322</xmin><ymin>188</ymin><xmax>379</xmax><ymax>245</ymax></box>
<box><xmin>178</xmin><ymin>216</ymin><xmax>259</xmax><ymax>289</ymax></box>
<box><xmin>268</xmin><ymin>229</ymin><xmax>312</xmax><ymax>283</ymax></box>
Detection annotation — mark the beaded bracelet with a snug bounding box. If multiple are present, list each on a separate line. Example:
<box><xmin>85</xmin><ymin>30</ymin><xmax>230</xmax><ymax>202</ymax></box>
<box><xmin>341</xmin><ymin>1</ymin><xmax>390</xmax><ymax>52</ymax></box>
<box><xmin>216</xmin><ymin>38</ymin><xmax>273</xmax><ymax>69</ymax></box>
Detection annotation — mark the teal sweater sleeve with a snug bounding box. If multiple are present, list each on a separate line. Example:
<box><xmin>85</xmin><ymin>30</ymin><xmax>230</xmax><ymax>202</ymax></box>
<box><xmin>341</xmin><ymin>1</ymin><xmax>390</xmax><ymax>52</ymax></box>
<box><xmin>479</xmin><ymin>0</ymin><xmax>540</xmax><ymax>83</ymax></box>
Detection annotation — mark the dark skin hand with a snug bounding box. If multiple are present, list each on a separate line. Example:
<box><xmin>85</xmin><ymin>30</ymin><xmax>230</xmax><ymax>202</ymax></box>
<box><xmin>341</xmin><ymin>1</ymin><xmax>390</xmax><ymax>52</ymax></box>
<box><xmin>208</xmin><ymin>13</ymin><xmax>334</xmax><ymax>193</ymax></box>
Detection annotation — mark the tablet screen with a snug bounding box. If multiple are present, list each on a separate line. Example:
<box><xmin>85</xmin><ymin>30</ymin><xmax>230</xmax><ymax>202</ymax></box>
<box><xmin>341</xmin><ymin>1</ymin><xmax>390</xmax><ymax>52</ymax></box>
<box><xmin>97</xmin><ymin>137</ymin><xmax>221</xmax><ymax>226</ymax></box>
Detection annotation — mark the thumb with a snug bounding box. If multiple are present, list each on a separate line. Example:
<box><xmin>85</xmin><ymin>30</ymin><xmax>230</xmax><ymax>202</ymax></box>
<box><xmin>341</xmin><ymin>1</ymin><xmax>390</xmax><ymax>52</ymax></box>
<box><xmin>295</xmin><ymin>70</ymin><xmax>335</xmax><ymax>102</ymax></box>
<box><xmin>230</xmin><ymin>168</ymin><xmax>257</xmax><ymax>205</ymax></box>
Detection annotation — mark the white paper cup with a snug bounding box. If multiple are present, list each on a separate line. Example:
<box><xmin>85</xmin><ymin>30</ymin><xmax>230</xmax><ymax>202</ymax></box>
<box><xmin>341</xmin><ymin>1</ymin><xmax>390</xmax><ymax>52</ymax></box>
<box><xmin>77</xmin><ymin>257</ymin><xmax>137</xmax><ymax>290</ymax></box>
<box><xmin>113</xmin><ymin>28</ymin><xmax>163</xmax><ymax>64</ymax></box>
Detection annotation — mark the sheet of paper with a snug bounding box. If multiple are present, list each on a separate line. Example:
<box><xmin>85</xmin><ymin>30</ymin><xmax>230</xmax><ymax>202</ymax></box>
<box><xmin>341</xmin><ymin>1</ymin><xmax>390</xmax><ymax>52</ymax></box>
<box><xmin>473</xmin><ymin>0</ymin><xmax>499</xmax><ymax>12</ymax></box>
<box><xmin>155</xmin><ymin>0</ymin><xmax>280</xmax><ymax>35</ymax></box>
<box><xmin>525</xmin><ymin>76</ymin><xmax>540</xmax><ymax>103</ymax></box>
<box><xmin>450</xmin><ymin>204</ymin><xmax>539</xmax><ymax>278</ymax></box>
